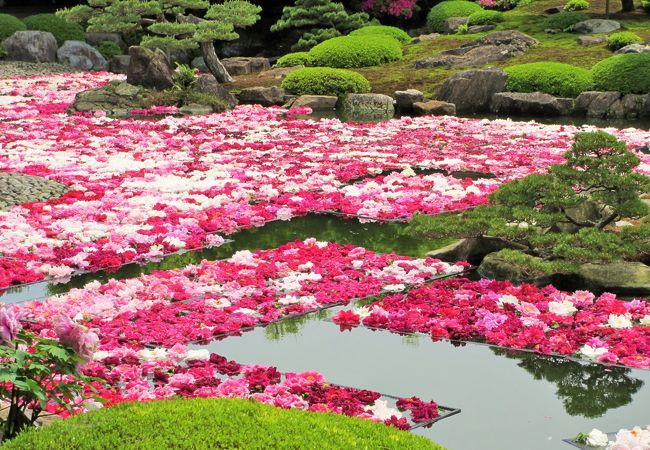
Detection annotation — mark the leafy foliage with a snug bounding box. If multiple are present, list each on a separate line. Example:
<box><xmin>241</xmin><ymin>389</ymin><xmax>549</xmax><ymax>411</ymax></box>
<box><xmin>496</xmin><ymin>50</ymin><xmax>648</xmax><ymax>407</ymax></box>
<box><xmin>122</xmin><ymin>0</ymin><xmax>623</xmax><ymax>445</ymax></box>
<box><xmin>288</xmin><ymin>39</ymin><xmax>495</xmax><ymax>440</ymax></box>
<box><xmin>592</xmin><ymin>53</ymin><xmax>650</xmax><ymax>95</ymax></box>
<box><xmin>282</xmin><ymin>67</ymin><xmax>371</xmax><ymax>96</ymax></box>
<box><xmin>271</xmin><ymin>0</ymin><xmax>370</xmax><ymax>52</ymax></box>
<box><xmin>3</xmin><ymin>398</ymin><xmax>443</xmax><ymax>449</ymax></box>
<box><xmin>426</xmin><ymin>1</ymin><xmax>483</xmax><ymax>33</ymax></box>
<box><xmin>563</xmin><ymin>0</ymin><xmax>589</xmax><ymax>10</ymax></box>
<box><xmin>309</xmin><ymin>35</ymin><xmax>403</xmax><ymax>68</ymax></box>
<box><xmin>93</xmin><ymin>41</ymin><xmax>122</xmax><ymax>60</ymax></box>
<box><xmin>349</xmin><ymin>25</ymin><xmax>412</xmax><ymax>43</ymax></box>
<box><xmin>406</xmin><ymin>132</ymin><xmax>650</xmax><ymax>266</ymax></box>
<box><xmin>504</xmin><ymin>62</ymin><xmax>594</xmax><ymax>97</ymax></box>
<box><xmin>467</xmin><ymin>10</ymin><xmax>504</xmax><ymax>26</ymax></box>
<box><xmin>643</xmin><ymin>0</ymin><xmax>650</xmax><ymax>12</ymax></box>
<box><xmin>543</xmin><ymin>11</ymin><xmax>588</xmax><ymax>31</ymax></box>
<box><xmin>0</xmin><ymin>14</ymin><xmax>26</xmax><ymax>42</ymax></box>
<box><xmin>275</xmin><ymin>51</ymin><xmax>314</xmax><ymax>67</ymax></box>
<box><xmin>606</xmin><ymin>31</ymin><xmax>643</xmax><ymax>51</ymax></box>
<box><xmin>23</xmin><ymin>13</ymin><xmax>85</xmax><ymax>46</ymax></box>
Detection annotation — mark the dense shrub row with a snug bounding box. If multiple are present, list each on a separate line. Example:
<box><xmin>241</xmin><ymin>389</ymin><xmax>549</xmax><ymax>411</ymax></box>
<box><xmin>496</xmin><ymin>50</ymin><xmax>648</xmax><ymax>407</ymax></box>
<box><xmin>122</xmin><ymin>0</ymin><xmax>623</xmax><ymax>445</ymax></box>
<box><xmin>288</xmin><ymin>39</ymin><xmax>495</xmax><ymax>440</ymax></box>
<box><xmin>281</xmin><ymin>67</ymin><xmax>371</xmax><ymax>96</ymax></box>
<box><xmin>3</xmin><ymin>398</ymin><xmax>443</xmax><ymax>450</ymax></box>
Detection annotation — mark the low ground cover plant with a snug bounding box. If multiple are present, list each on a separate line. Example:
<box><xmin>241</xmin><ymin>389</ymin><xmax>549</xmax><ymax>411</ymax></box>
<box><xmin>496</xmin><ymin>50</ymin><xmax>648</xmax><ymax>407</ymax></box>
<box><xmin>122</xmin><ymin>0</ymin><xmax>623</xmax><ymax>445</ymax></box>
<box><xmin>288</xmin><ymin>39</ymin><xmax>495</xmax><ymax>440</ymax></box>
<box><xmin>564</xmin><ymin>0</ymin><xmax>589</xmax><ymax>11</ymax></box>
<box><xmin>543</xmin><ymin>11</ymin><xmax>589</xmax><ymax>31</ymax></box>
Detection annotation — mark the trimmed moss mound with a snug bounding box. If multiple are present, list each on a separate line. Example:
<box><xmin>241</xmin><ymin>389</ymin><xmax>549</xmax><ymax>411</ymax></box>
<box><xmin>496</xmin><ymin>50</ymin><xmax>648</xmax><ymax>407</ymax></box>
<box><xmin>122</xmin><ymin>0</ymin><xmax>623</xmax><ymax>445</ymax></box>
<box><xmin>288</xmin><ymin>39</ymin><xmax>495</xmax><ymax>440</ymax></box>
<box><xmin>426</xmin><ymin>2</ymin><xmax>483</xmax><ymax>33</ymax></box>
<box><xmin>505</xmin><ymin>62</ymin><xmax>594</xmax><ymax>97</ymax></box>
<box><xmin>0</xmin><ymin>14</ymin><xmax>26</xmax><ymax>42</ymax></box>
<box><xmin>282</xmin><ymin>67</ymin><xmax>371</xmax><ymax>96</ymax></box>
<box><xmin>23</xmin><ymin>13</ymin><xmax>85</xmax><ymax>46</ymax></box>
<box><xmin>309</xmin><ymin>35</ymin><xmax>403</xmax><ymax>68</ymax></box>
<box><xmin>275</xmin><ymin>51</ymin><xmax>313</xmax><ymax>68</ymax></box>
<box><xmin>349</xmin><ymin>25</ymin><xmax>412</xmax><ymax>43</ymax></box>
<box><xmin>3</xmin><ymin>398</ymin><xmax>444</xmax><ymax>450</ymax></box>
<box><xmin>592</xmin><ymin>53</ymin><xmax>650</xmax><ymax>95</ymax></box>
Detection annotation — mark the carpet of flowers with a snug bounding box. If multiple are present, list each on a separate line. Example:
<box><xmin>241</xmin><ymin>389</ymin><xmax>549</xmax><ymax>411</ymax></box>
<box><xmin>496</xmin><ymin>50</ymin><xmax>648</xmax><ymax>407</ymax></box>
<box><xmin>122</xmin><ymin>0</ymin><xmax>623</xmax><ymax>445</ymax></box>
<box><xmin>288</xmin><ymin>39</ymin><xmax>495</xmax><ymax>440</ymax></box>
<box><xmin>332</xmin><ymin>278</ymin><xmax>650</xmax><ymax>369</ymax></box>
<box><xmin>2</xmin><ymin>72</ymin><xmax>650</xmax><ymax>288</ymax></box>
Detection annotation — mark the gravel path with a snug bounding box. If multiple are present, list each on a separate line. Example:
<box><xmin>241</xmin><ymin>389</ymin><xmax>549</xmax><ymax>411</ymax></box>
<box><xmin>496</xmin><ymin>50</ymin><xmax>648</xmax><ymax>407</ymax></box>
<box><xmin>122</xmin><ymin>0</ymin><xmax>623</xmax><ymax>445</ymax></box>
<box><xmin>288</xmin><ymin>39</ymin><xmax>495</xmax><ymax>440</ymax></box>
<box><xmin>0</xmin><ymin>172</ymin><xmax>67</xmax><ymax>210</ymax></box>
<box><xmin>0</xmin><ymin>61</ymin><xmax>81</xmax><ymax>78</ymax></box>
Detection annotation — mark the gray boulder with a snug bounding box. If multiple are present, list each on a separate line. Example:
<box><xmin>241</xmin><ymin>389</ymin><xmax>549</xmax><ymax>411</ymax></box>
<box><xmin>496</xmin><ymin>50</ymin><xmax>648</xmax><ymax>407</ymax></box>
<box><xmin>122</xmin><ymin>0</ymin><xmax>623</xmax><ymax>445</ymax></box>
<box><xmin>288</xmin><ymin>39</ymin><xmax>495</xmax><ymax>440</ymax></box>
<box><xmin>127</xmin><ymin>46</ymin><xmax>174</xmax><ymax>90</ymax></box>
<box><xmin>615</xmin><ymin>44</ymin><xmax>650</xmax><ymax>54</ymax></box>
<box><xmin>238</xmin><ymin>86</ymin><xmax>285</xmax><ymax>106</ymax></box>
<box><xmin>85</xmin><ymin>32</ymin><xmax>127</xmax><ymax>52</ymax></box>
<box><xmin>444</xmin><ymin>17</ymin><xmax>467</xmax><ymax>34</ymax></box>
<box><xmin>193</xmin><ymin>74</ymin><xmax>238</xmax><ymax>110</ymax></box>
<box><xmin>109</xmin><ymin>55</ymin><xmax>131</xmax><ymax>74</ymax></box>
<box><xmin>2</xmin><ymin>31</ymin><xmax>57</xmax><ymax>63</ymax></box>
<box><xmin>577</xmin><ymin>36</ymin><xmax>607</xmax><ymax>46</ymax></box>
<box><xmin>222</xmin><ymin>57</ymin><xmax>271</xmax><ymax>76</ymax></box>
<box><xmin>289</xmin><ymin>95</ymin><xmax>338</xmax><ymax>111</ymax></box>
<box><xmin>427</xmin><ymin>237</ymin><xmax>513</xmax><ymax>265</ymax></box>
<box><xmin>191</xmin><ymin>56</ymin><xmax>208</xmax><ymax>72</ymax></box>
<box><xmin>436</xmin><ymin>68</ymin><xmax>508</xmax><ymax>113</ymax></box>
<box><xmin>339</xmin><ymin>93</ymin><xmax>395</xmax><ymax>119</ymax></box>
<box><xmin>394</xmin><ymin>89</ymin><xmax>425</xmax><ymax>113</ymax></box>
<box><xmin>413</xmin><ymin>100</ymin><xmax>456</xmax><ymax>116</ymax></box>
<box><xmin>572</xmin><ymin>19</ymin><xmax>621</xmax><ymax>34</ymax></box>
<box><xmin>69</xmin><ymin>81</ymin><xmax>145</xmax><ymax>115</ymax></box>
<box><xmin>478</xmin><ymin>252</ymin><xmax>551</xmax><ymax>285</ymax></box>
<box><xmin>577</xmin><ymin>262</ymin><xmax>650</xmax><ymax>296</ymax></box>
<box><xmin>57</xmin><ymin>40</ymin><xmax>108</xmax><ymax>71</ymax></box>
<box><xmin>574</xmin><ymin>91</ymin><xmax>621</xmax><ymax>118</ymax></box>
<box><xmin>490</xmin><ymin>92</ymin><xmax>573</xmax><ymax>116</ymax></box>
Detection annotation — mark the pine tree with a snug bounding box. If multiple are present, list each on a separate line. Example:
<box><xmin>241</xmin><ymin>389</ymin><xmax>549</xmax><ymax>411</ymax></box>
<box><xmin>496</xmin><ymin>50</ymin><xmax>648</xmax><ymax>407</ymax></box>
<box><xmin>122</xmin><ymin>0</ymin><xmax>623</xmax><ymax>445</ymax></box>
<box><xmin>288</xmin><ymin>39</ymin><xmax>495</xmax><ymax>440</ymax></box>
<box><xmin>58</xmin><ymin>0</ymin><xmax>261</xmax><ymax>83</ymax></box>
<box><xmin>271</xmin><ymin>0</ymin><xmax>370</xmax><ymax>51</ymax></box>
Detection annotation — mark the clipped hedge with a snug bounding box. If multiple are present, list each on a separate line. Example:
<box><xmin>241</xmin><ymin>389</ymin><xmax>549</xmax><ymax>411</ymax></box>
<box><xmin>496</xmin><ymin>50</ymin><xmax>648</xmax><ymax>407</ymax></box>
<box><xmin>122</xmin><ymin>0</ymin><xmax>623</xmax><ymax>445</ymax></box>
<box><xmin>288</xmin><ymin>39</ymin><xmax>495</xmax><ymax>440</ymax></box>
<box><xmin>606</xmin><ymin>31</ymin><xmax>643</xmax><ymax>51</ymax></box>
<box><xmin>309</xmin><ymin>35</ymin><xmax>402</xmax><ymax>68</ymax></box>
<box><xmin>563</xmin><ymin>0</ymin><xmax>589</xmax><ymax>10</ymax></box>
<box><xmin>543</xmin><ymin>11</ymin><xmax>589</xmax><ymax>31</ymax></box>
<box><xmin>467</xmin><ymin>10</ymin><xmax>504</xmax><ymax>26</ymax></box>
<box><xmin>23</xmin><ymin>13</ymin><xmax>85</xmax><ymax>46</ymax></box>
<box><xmin>504</xmin><ymin>62</ymin><xmax>594</xmax><ymax>97</ymax></box>
<box><xmin>282</xmin><ymin>67</ymin><xmax>371</xmax><ymax>96</ymax></box>
<box><xmin>94</xmin><ymin>41</ymin><xmax>122</xmax><ymax>60</ymax></box>
<box><xmin>349</xmin><ymin>25</ymin><xmax>412</xmax><ymax>43</ymax></box>
<box><xmin>275</xmin><ymin>51</ymin><xmax>313</xmax><ymax>68</ymax></box>
<box><xmin>3</xmin><ymin>398</ymin><xmax>444</xmax><ymax>450</ymax></box>
<box><xmin>0</xmin><ymin>14</ymin><xmax>26</xmax><ymax>42</ymax></box>
<box><xmin>426</xmin><ymin>1</ymin><xmax>483</xmax><ymax>33</ymax></box>
<box><xmin>592</xmin><ymin>53</ymin><xmax>650</xmax><ymax>94</ymax></box>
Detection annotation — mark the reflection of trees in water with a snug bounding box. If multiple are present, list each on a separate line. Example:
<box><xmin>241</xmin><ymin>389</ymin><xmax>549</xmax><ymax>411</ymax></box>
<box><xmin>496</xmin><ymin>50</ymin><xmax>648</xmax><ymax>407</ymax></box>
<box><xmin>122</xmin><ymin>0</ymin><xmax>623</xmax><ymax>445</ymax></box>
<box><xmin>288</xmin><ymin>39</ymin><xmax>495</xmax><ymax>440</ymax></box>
<box><xmin>492</xmin><ymin>348</ymin><xmax>644</xmax><ymax>418</ymax></box>
<box><xmin>264</xmin><ymin>309</ymin><xmax>333</xmax><ymax>341</ymax></box>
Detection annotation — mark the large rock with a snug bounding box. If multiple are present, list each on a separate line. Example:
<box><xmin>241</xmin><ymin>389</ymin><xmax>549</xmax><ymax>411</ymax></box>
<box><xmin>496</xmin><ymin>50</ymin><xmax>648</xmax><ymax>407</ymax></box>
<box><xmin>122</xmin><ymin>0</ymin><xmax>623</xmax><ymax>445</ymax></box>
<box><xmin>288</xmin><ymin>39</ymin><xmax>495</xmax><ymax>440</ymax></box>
<box><xmin>436</xmin><ymin>69</ymin><xmax>508</xmax><ymax>113</ymax></box>
<box><xmin>577</xmin><ymin>36</ymin><xmax>607</xmax><ymax>46</ymax></box>
<box><xmin>574</xmin><ymin>91</ymin><xmax>621</xmax><ymax>118</ymax></box>
<box><xmin>490</xmin><ymin>92</ymin><xmax>573</xmax><ymax>116</ymax></box>
<box><xmin>477</xmin><ymin>252</ymin><xmax>551</xmax><ymax>285</ymax></box>
<box><xmin>2</xmin><ymin>31</ymin><xmax>57</xmax><ymax>63</ymax></box>
<box><xmin>615</xmin><ymin>44</ymin><xmax>650</xmax><ymax>54</ymax></box>
<box><xmin>193</xmin><ymin>74</ymin><xmax>238</xmax><ymax>110</ymax></box>
<box><xmin>394</xmin><ymin>89</ymin><xmax>424</xmax><ymax>113</ymax></box>
<box><xmin>109</xmin><ymin>55</ymin><xmax>130</xmax><ymax>74</ymax></box>
<box><xmin>572</xmin><ymin>19</ymin><xmax>621</xmax><ymax>34</ymax></box>
<box><xmin>191</xmin><ymin>56</ymin><xmax>208</xmax><ymax>73</ymax></box>
<box><xmin>618</xmin><ymin>94</ymin><xmax>650</xmax><ymax>119</ymax></box>
<box><xmin>338</xmin><ymin>94</ymin><xmax>395</xmax><ymax>120</ymax></box>
<box><xmin>427</xmin><ymin>237</ymin><xmax>513</xmax><ymax>265</ymax></box>
<box><xmin>444</xmin><ymin>17</ymin><xmax>467</xmax><ymax>34</ymax></box>
<box><xmin>238</xmin><ymin>86</ymin><xmax>285</xmax><ymax>106</ymax></box>
<box><xmin>290</xmin><ymin>95</ymin><xmax>337</xmax><ymax>111</ymax></box>
<box><xmin>577</xmin><ymin>262</ymin><xmax>650</xmax><ymax>296</ymax></box>
<box><xmin>127</xmin><ymin>46</ymin><xmax>174</xmax><ymax>90</ymax></box>
<box><xmin>69</xmin><ymin>81</ymin><xmax>145</xmax><ymax>116</ymax></box>
<box><xmin>57</xmin><ymin>40</ymin><xmax>108</xmax><ymax>71</ymax></box>
<box><xmin>85</xmin><ymin>32</ymin><xmax>127</xmax><ymax>52</ymax></box>
<box><xmin>413</xmin><ymin>100</ymin><xmax>456</xmax><ymax>116</ymax></box>
<box><xmin>415</xmin><ymin>31</ymin><xmax>537</xmax><ymax>69</ymax></box>
<box><xmin>222</xmin><ymin>57</ymin><xmax>271</xmax><ymax>76</ymax></box>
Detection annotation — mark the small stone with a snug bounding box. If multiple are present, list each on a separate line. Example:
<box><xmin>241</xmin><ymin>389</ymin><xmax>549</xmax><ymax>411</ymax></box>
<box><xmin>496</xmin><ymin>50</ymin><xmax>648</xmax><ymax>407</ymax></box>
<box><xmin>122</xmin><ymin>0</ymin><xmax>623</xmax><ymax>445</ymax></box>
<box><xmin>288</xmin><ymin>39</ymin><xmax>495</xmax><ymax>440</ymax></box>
<box><xmin>179</xmin><ymin>103</ymin><xmax>213</xmax><ymax>115</ymax></box>
<box><xmin>443</xmin><ymin>17</ymin><xmax>468</xmax><ymax>34</ymax></box>
<box><xmin>577</xmin><ymin>36</ymin><xmax>607</xmax><ymax>46</ymax></box>
<box><xmin>394</xmin><ymin>89</ymin><xmax>425</xmax><ymax>113</ymax></box>
<box><xmin>57</xmin><ymin>40</ymin><xmax>108</xmax><ymax>71</ymax></box>
<box><xmin>413</xmin><ymin>100</ymin><xmax>456</xmax><ymax>116</ymax></box>
<box><xmin>615</xmin><ymin>44</ymin><xmax>650</xmax><ymax>54</ymax></box>
<box><xmin>572</xmin><ymin>19</ymin><xmax>621</xmax><ymax>34</ymax></box>
<box><xmin>290</xmin><ymin>95</ymin><xmax>338</xmax><ymax>111</ymax></box>
<box><xmin>413</xmin><ymin>33</ymin><xmax>441</xmax><ymax>43</ymax></box>
<box><xmin>238</xmin><ymin>86</ymin><xmax>285</xmax><ymax>106</ymax></box>
<box><xmin>467</xmin><ymin>25</ymin><xmax>496</xmax><ymax>34</ymax></box>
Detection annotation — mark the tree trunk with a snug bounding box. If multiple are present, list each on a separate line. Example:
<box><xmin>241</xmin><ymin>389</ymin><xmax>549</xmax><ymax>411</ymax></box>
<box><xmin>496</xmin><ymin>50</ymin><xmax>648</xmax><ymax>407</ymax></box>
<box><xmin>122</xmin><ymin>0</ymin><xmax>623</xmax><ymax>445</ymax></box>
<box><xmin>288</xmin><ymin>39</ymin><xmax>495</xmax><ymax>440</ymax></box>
<box><xmin>620</xmin><ymin>0</ymin><xmax>635</xmax><ymax>11</ymax></box>
<box><xmin>200</xmin><ymin>41</ymin><xmax>233</xmax><ymax>84</ymax></box>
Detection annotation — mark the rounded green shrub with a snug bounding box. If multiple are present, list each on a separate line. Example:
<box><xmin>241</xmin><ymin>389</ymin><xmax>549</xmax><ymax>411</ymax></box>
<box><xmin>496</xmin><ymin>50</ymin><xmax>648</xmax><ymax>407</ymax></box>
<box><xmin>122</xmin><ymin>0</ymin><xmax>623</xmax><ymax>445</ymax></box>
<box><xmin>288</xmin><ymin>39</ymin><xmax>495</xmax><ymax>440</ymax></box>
<box><xmin>504</xmin><ymin>62</ymin><xmax>594</xmax><ymax>97</ymax></box>
<box><xmin>643</xmin><ymin>0</ymin><xmax>650</xmax><ymax>12</ymax></box>
<box><xmin>3</xmin><ymin>398</ymin><xmax>443</xmax><ymax>450</ymax></box>
<box><xmin>0</xmin><ymin>14</ymin><xmax>26</xmax><ymax>42</ymax></box>
<box><xmin>606</xmin><ymin>31</ymin><xmax>643</xmax><ymax>51</ymax></box>
<box><xmin>349</xmin><ymin>25</ymin><xmax>412</xmax><ymax>43</ymax></box>
<box><xmin>23</xmin><ymin>13</ymin><xmax>85</xmax><ymax>46</ymax></box>
<box><xmin>275</xmin><ymin>51</ymin><xmax>314</xmax><ymax>68</ymax></box>
<box><xmin>563</xmin><ymin>0</ymin><xmax>589</xmax><ymax>11</ymax></box>
<box><xmin>592</xmin><ymin>53</ymin><xmax>650</xmax><ymax>94</ymax></box>
<box><xmin>94</xmin><ymin>40</ymin><xmax>122</xmax><ymax>60</ymax></box>
<box><xmin>426</xmin><ymin>1</ymin><xmax>483</xmax><ymax>33</ymax></box>
<box><xmin>309</xmin><ymin>35</ymin><xmax>402</xmax><ymax>68</ymax></box>
<box><xmin>467</xmin><ymin>10</ymin><xmax>504</xmax><ymax>25</ymax></box>
<box><xmin>281</xmin><ymin>67</ymin><xmax>371</xmax><ymax>96</ymax></box>
<box><xmin>543</xmin><ymin>11</ymin><xmax>589</xmax><ymax>31</ymax></box>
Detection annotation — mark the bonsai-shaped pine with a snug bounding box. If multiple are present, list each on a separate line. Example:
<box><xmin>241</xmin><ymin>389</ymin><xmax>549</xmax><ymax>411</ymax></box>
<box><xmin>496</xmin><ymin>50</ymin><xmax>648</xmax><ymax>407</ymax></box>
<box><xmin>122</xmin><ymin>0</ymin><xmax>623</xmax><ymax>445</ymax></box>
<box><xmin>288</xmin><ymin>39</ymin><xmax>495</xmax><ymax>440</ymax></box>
<box><xmin>57</xmin><ymin>0</ymin><xmax>261</xmax><ymax>83</ymax></box>
<box><xmin>406</xmin><ymin>131</ymin><xmax>650</xmax><ymax>266</ymax></box>
<box><xmin>271</xmin><ymin>0</ymin><xmax>371</xmax><ymax>51</ymax></box>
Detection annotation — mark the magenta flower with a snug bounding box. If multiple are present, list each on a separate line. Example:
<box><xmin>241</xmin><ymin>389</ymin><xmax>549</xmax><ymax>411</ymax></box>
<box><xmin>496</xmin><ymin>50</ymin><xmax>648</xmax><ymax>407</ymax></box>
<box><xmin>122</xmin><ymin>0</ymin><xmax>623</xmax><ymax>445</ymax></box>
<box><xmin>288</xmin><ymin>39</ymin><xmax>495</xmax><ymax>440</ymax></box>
<box><xmin>0</xmin><ymin>306</ymin><xmax>22</xmax><ymax>344</ymax></box>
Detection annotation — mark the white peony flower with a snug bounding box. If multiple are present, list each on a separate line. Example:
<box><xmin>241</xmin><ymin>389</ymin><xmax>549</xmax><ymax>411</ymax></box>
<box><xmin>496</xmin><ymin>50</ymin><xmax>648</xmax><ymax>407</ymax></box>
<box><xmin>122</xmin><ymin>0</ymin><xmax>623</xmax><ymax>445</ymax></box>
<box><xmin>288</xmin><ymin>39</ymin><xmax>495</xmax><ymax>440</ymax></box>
<box><xmin>92</xmin><ymin>351</ymin><xmax>111</xmax><ymax>361</ymax></box>
<box><xmin>364</xmin><ymin>400</ymin><xmax>402</xmax><ymax>421</ymax></box>
<box><xmin>205</xmin><ymin>298</ymin><xmax>231</xmax><ymax>309</ymax></box>
<box><xmin>497</xmin><ymin>294</ymin><xmax>519</xmax><ymax>308</ymax></box>
<box><xmin>548</xmin><ymin>300</ymin><xmax>578</xmax><ymax>316</ymax></box>
<box><xmin>579</xmin><ymin>345</ymin><xmax>608</xmax><ymax>361</ymax></box>
<box><xmin>138</xmin><ymin>348</ymin><xmax>168</xmax><ymax>362</ymax></box>
<box><xmin>585</xmin><ymin>428</ymin><xmax>608</xmax><ymax>447</ymax></box>
<box><xmin>353</xmin><ymin>306</ymin><xmax>372</xmax><ymax>319</ymax></box>
<box><xmin>185</xmin><ymin>349</ymin><xmax>210</xmax><ymax>361</ymax></box>
<box><xmin>639</xmin><ymin>315</ymin><xmax>650</xmax><ymax>326</ymax></box>
<box><xmin>607</xmin><ymin>314</ymin><xmax>633</xmax><ymax>329</ymax></box>
<box><xmin>383</xmin><ymin>283</ymin><xmax>406</xmax><ymax>292</ymax></box>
